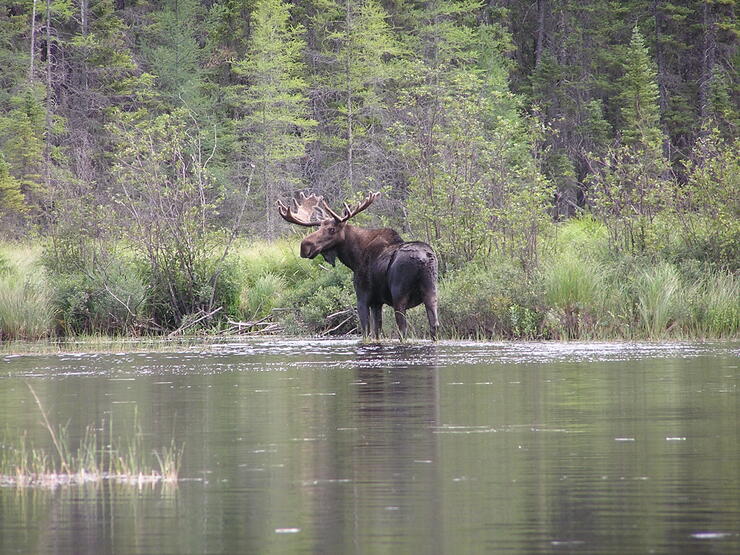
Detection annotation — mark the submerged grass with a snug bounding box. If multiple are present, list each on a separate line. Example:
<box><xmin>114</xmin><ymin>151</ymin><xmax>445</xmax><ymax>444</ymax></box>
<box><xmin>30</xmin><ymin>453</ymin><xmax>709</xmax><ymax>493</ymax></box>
<box><xmin>0</xmin><ymin>385</ymin><xmax>182</xmax><ymax>488</ymax></box>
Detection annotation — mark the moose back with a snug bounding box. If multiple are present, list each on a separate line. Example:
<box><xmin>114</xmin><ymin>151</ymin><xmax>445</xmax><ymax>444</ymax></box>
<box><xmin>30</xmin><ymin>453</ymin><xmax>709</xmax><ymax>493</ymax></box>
<box><xmin>277</xmin><ymin>192</ymin><xmax>438</xmax><ymax>340</ymax></box>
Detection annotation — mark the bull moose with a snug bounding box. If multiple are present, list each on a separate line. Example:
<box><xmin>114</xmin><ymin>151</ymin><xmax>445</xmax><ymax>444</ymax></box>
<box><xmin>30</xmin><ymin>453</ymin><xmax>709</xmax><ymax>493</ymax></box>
<box><xmin>277</xmin><ymin>191</ymin><xmax>438</xmax><ymax>341</ymax></box>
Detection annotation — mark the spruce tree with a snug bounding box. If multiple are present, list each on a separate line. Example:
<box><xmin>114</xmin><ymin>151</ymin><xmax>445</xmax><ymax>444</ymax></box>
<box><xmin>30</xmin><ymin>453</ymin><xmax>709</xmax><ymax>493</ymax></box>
<box><xmin>619</xmin><ymin>27</ymin><xmax>664</xmax><ymax>150</ymax></box>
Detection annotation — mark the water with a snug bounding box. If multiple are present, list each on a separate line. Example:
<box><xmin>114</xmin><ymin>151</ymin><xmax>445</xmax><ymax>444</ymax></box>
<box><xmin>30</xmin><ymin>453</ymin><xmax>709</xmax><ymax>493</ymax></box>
<box><xmin>1</xmin><ymin>339</ymin><xmax>738</xmax><ymax>554</ymax></box>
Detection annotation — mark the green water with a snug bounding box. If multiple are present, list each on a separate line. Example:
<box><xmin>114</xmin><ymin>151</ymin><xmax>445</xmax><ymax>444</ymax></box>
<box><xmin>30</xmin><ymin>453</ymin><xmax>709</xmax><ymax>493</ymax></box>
<box><xmin>1</xmin><ymin>340</ymin><xmax>738</xmax><ymax>554</ymax></box>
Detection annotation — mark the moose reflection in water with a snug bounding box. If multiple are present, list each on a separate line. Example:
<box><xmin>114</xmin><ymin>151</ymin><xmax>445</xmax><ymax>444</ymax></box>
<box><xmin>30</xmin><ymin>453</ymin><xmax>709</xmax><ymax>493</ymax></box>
<box><xmin>277</xmin><ymin>191</ymin><xmax>439</xmax><ymax>341</ymax></box>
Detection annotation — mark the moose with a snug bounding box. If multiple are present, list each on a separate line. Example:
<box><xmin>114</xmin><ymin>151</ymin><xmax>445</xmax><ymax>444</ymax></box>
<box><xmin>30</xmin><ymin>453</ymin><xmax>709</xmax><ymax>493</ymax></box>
<box><xmin>277</xmin><ymin>191</ymin><xmax>438</xmax><ymax>341</ymax></box>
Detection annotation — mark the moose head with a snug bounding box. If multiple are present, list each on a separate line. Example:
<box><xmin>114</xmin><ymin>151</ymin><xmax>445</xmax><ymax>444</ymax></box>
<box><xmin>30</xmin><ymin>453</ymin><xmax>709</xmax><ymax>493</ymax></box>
<box><xmin>276</xmin><ymin>191</ymin><xmax>380</xmax><ymax>265</ymax></box>
<box><xmin>277</xmin><ymin>191</ymin><xmax>438</xmax><ymax>341</ymax></box>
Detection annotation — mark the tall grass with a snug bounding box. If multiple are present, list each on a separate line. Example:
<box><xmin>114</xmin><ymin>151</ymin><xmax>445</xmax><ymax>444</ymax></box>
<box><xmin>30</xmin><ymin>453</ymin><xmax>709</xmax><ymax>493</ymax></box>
<box><xmin>634</xmin><ymin>263</ymin><xmax>684</xmax><ymax>338</ymax></box>
<box><xmin>691</xmin><ymin>271</ymin><xmax>740</xmax><ymax>338</ymax></box>
<box><xmin>0</xmin><ymin>245</ymin><xmax>53</xmax><ymax>340</ymax></box>
<box><xmin>544</xmin><ymin>252</ymin><xmax>603</xmax><ymax>338</ymax></box>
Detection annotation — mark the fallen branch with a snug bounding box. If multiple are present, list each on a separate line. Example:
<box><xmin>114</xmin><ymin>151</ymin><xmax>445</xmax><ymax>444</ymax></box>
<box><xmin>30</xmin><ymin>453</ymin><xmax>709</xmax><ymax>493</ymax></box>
<box><xmin>168</xmin><ymin>306</ymin><xmax>223</xmax><ymax>337</ymax></box>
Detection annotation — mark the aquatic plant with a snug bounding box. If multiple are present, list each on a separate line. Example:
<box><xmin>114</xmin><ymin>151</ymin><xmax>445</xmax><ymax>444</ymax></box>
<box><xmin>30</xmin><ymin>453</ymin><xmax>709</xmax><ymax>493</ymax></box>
<box><xmin>0</xmin><ymin>385</ymin><xmax>182</xmax><ymax>488</ymax></box>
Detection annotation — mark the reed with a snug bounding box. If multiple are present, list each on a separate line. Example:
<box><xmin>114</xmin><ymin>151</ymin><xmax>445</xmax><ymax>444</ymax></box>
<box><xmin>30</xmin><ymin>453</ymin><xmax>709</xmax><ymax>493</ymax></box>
<box><xmin>0</xmin><ymin>389</ymin><xmax>182</xmax><ymax>488</ymax></box>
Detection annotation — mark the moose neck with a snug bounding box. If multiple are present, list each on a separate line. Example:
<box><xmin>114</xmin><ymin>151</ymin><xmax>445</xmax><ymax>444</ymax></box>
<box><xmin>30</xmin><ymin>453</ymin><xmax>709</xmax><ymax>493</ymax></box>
<box><xmin>334</xmin><ymin>224</ymin><xmax>401</xmax><ymax>272</ymax></box>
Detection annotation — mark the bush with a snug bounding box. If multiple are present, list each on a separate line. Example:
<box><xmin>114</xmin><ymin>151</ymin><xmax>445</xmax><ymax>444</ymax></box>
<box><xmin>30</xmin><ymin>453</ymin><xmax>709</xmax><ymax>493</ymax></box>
<box><xmin>431</xmin><ymin>261</ymin><xmax>544</xmax><ymax>339</ymax></box>
<box><xmin>280</xmin><ymin>262</ymin><xmax>356</xmax><ymax>335</ymax></box>
<box><xmin>51</xmin><ymin>266</ymin><xmax>148</xmax><ymax>335</ymax></box>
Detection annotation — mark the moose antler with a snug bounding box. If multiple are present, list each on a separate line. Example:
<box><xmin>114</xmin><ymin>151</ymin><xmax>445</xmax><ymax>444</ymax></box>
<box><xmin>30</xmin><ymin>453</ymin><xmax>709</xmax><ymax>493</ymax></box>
<box><xmin>322</xmin><ymin>191</ymin><xmax>381</xmax><ymax>222</ymax></box>
<box><xmin>277</xmin><ymin>192</ymin><xmax>327</xmax><ymax>227</ymax></box>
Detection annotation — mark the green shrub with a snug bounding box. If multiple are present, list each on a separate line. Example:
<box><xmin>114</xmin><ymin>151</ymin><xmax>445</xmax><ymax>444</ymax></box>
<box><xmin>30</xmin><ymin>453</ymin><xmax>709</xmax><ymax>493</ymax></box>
<box><xmin>281</xmin><ymin>262</ymin><xmax>356</xmax><ymax>334</ymax></box>
<box><xmin>431</xmin><ymin>262</ymin><xmax>544</xmax><ymax>339</ymax></box>
<box><xmin>51</xmin><ymin>265</ymin><xmax>148</xmax><ymax>335</ymax></box>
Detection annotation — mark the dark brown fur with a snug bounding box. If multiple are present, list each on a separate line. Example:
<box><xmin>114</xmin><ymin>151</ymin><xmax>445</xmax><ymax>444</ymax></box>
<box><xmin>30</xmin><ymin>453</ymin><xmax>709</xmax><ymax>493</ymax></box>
<box><xmin>300</xmin><ymin>222</ymin><xmax>439</xmax><ymax>340</ymax></box>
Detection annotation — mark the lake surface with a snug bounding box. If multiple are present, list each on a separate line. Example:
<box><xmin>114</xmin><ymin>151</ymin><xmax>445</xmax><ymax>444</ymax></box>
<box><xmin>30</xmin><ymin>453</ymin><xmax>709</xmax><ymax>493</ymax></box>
<box><xmin>1</xmin><ymin>339</ymin><xmax>738</xmax><ymax>554</ymax></box>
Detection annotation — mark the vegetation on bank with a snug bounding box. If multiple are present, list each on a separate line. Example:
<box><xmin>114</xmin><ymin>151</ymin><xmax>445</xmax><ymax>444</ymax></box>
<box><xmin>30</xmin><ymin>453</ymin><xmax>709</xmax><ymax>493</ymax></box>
<box><xmin>1</xmin><ymin>213</ymin><xmax>737</xmax><ymax>344</ymax></box>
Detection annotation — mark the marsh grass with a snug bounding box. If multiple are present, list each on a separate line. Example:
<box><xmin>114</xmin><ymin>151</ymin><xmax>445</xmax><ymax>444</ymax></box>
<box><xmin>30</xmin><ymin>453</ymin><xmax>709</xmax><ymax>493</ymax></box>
<box><xmin>0</xmin><ymin>245</ymin><xmax>53</xmax><ymax>341</ymax></box>
<box><xmin>690</xmin><ymin>271</ymin><xmax>740</xmax><ymax>338</ymax></box>
<box><xmin>544</xmin><ymin>252</ymin><xmax>603</xmax><ymax>338</ymax></box>
<box><xmin>0</xmin><ymin>385</ymin><xmax>182</xmax><ymax>488</ymax></box>
<box><xmin>634</xmin><ymin>263</ymin><xmax>684</xmax><ymax>338</ymax></box>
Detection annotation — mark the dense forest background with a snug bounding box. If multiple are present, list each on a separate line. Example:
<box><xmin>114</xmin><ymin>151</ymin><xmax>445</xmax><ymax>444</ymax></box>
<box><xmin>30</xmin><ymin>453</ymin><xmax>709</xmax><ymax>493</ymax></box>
<box><xmin>0</xmin><ymin>0</ymin><xmax>737</xmax><ymax>339</ymax></box>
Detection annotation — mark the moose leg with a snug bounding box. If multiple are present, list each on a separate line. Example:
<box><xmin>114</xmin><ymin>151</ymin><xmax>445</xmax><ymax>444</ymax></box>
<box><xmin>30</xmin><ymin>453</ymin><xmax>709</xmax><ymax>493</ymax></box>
<box><xmin>357</xmin><ymin>300</ymin><xmax>371</xmax><ymax>338</ymax></box>
<box><xmin>393</xmin><ymin>305</ymin><xmax>408</xmax><ymax>341</ymax></box>
<box><xmin>371</xmin><ymin>305</ymin><xmax>383</xmax><ymax>340</ymax></box>
<box><xmin>425</xmin><ymin>298</ymin><xmax>439</xmax><ymax>341</ymax></box>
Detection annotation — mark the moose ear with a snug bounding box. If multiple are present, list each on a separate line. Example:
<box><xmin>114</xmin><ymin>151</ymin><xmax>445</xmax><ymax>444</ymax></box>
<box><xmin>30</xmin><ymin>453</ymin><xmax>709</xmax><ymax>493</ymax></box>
<box><xmin>321</xmin><ymin>249</ymin><xmax>337</xmax><ymax>266</ymax></box>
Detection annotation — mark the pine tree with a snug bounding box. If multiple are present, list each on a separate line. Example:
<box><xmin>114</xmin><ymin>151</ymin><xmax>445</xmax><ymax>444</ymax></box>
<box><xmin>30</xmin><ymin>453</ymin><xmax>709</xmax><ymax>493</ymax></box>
<box><xmin>590</xmin><ymin>27</ymin><xmax>670</xmax><ymax>252</ymax></box>
<box><xmin>233</xmin><ymin>0</ymin><xmax>315</xmax><ymax>237</ymax></box>
<box><xmin>145</xmin><ymin>0</ymin><xmax>206</xmax><ymax>111</ymax></box>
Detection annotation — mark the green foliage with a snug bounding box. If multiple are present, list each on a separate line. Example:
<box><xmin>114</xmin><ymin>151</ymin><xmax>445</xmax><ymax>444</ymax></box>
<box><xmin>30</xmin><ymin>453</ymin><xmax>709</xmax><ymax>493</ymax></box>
<box><xmin>280</xmin><ymin>261</ymin><xmax>355</xmax><ymax>334</ymax></box>
<box><xmin>0</xmin><ymin>85</ymin><xmax>46</xmax><ymax>207</ymax></box>
<box><xmin>0</xmin><ymin>153</ymin><xmax>26</xmax><ymax>221</ymax></box>
<box><xmin>672</xmin><ymin>129</ymin><xmax>740</xmax><ymax>270</ymax></box>
<box><xmin>238</xmin><ymin>272</ymin><xmax>287</xmax><ymax>321</ymax></box>
<box><xmin>400</xmin><ymin>10</ymin><xmax>551</xmax><ymax>270</ymax></box>
<box><xmin>544</xmin><ymin>252</ymin><xmax>603</xmax><ymax>338</ymax></box>
<box><xmin>232</xmin><ymin>0</ymin><xmax>315</xmax><ymax>237</ymax></box>
<box><xmin>691</xmin><ymin>271</ymin><xmax>740</xmax><ymax>338</ymax></box>
<box><xmin>634</xmin><ymin>262</ymin><xmax>683</xmax><ymax>338</ymax></box>
<box><xmin>432</xmin><ymin>261</ymin><xmax>544</xmax><ymax>339</ymax></box>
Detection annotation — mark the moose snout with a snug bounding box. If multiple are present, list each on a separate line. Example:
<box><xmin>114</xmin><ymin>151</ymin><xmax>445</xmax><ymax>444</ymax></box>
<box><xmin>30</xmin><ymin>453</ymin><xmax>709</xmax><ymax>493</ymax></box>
<box><xmin>300</xmin><ymin>240</ymin><xmax>315</xmax><ymax>259</ymax></box>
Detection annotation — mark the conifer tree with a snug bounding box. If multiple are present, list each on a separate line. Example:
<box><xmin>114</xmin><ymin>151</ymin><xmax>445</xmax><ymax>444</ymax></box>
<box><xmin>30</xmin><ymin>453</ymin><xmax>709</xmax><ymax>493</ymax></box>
<box><xmin>0</xmin><ymin>153</ymin><xmax>26</xmax><ymax>223</ymax></box>
<box><xmin>309</xmin><ymin>0</ymin><xmax>402</xmax><ymax>197</ymax></box>
<box><xmin>619</xmin><ymin>27</ymin><xmax>665</xmax><ymax>150</ymax></box>
<box><xmin>233</xmin><ymin>0</ymin><xmax>315</xmax><ymax>237</ymax></box>
<box><xmin>590</xmin><ymin>27</ymin><xmax>670</xmax><ymax>252</ymax></box>
<box><xmin>145</xmin><ymin>0</ymin><xmax>206</xmax><ymax>111</ymax></box>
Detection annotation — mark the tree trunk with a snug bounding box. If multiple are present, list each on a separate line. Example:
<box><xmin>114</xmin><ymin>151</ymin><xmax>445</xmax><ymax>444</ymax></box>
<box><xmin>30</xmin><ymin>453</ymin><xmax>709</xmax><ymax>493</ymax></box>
<box><xmin>700</xmin><ymin>1</ymin><xmax>716</xmax><ymax>121</ymax></box>
<box><xmin>535</xmin><ymin>0</ymin><xmax>546</xmax><ymax>67</ymax></box>
<box><xmin>29</xmin><ymin>0</ymin><xmax>38</xmax><ymax>80</ymax></box>
<box><xmin>44</xmin><ymin>0</ymin><xmax>52</xmax><ymax>193</ymax></box>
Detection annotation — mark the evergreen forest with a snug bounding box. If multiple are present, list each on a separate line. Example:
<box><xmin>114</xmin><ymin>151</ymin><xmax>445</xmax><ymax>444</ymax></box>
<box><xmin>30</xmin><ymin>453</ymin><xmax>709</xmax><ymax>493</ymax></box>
<box><xmin>0</xmin><ymin>0</ymin><xmax>737</xmax><ymax>342</ymax></box>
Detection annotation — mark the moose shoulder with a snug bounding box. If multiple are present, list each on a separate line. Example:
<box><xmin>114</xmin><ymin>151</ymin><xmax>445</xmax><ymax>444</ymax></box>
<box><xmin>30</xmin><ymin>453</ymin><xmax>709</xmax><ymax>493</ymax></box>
<box><xmin>277</xmin><ymin>192</ymin><xmax>438</xmax><ymax>341</ymax></box>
